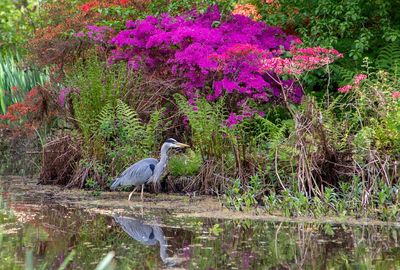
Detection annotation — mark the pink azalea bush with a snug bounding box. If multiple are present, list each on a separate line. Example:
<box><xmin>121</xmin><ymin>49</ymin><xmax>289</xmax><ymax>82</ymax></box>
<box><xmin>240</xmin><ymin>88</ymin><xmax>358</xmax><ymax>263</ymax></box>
<box><xmin>85</xmin><ymin>6</ymin><xmax>342</xmax><ymax>127</ymax></box>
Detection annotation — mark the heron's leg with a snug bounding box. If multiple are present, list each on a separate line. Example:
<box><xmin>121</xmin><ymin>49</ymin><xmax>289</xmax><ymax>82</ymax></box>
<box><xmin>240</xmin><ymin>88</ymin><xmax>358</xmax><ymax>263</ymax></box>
<box><xmin>128</xmin><ymin>191</ymin><xmax>134</xmax><ymax>201</ymax></box>
<box><xmin>140</xmin><ymin>184</ymin><xmax>144</xmax><ymax>201</ymax></box>
<box><xmin>128</xmin><ymin>187</ymin><xmax>138</xmax><ymax>201</ymax></box>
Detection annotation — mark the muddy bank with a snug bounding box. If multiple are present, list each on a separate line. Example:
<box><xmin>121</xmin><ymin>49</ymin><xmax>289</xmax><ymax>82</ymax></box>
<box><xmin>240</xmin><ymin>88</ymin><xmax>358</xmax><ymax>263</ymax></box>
<box><xmin>2</xmin><ymin>175</ymin><xmax>400</xmax><ymax>227</ymax></box>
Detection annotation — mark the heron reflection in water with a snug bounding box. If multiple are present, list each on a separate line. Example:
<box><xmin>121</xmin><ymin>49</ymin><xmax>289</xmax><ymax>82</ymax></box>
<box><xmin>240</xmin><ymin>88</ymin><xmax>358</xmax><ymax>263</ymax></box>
<box><xmin>114</xmin><ymin>215</ymin><xmax>176</xmax><ymax>267</ymax></box>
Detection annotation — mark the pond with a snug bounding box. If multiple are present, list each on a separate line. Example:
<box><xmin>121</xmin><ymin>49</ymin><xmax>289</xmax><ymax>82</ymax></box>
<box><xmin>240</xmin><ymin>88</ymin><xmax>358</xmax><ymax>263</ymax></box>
<box><xmin>1</xmin><ymin>176</ymin><xmax>400</xmax><ymax>270</ymax></box>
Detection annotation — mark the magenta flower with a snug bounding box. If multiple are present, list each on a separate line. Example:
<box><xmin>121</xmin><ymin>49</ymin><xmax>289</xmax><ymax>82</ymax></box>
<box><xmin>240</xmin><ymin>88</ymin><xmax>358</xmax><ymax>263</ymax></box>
<box><xmin>353</xmin><ymin>74</ymin><xmax>367</xmax><ymax>85</ymax></box>
<box><xmin>58</xmin><ymin>88</ymin><xmax>72</xmax><ymax>107</ymax></box>
<box><xmin>338</xmin><ymin>85</ymin><xmax>352</xmax><ymax>93</ymax></box>
<box><xmin>225</xmin><ymin>113</ymin><xmax>239</xmax><ymax>128</ymax></box>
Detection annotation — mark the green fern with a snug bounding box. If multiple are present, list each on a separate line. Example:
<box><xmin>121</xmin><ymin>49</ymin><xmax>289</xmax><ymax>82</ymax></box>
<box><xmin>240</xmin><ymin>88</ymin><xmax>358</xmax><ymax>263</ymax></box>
<box><xmin>332</xmin><ymin>65</ymin><xmax>357</xmax><ymax>85</ymax></box>
<box><xmin>174</xmin><ymin>93</ymin><xmax>227</xmax><ymax>159</ymax></box>
<box><xmin>68</xmin><ymin>57</ymin><xmax>130</xmax><ymax>141</ymax></box>
<box><xmin>97</xmin><ymin>102</ymin><xmax>114</xmax><ymax>140</ymax></box>
<box><xmin>255</xmin><ymin>117</ymin><xmax>294</xmax><ymax>159</ymax></box>
<box><xmin>375</xmin><ymin>42</ymin><xmax>400</xmax><ymax>75</ymax></box>
<box><xmin>145</xmin><ymin>109</ymin><xmax>164</xmax><ymax>153</ymax></box>
<box><xmin>115</xmin><ymin>99</ymin><xmax>146</xmax><ymax>142</ymax></box>
<box><xmin>96</xmin><ymin>99</ymin><xmax>149</xmax><ymax>172</ymax></box>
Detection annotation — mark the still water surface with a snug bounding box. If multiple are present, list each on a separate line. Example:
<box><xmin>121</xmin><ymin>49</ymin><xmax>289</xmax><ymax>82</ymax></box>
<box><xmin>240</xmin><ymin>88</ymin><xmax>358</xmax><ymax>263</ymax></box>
<box><xmin>1</xmin><ymin>177</ymin><xmax>400</xmax><ymax>270</ymax></box>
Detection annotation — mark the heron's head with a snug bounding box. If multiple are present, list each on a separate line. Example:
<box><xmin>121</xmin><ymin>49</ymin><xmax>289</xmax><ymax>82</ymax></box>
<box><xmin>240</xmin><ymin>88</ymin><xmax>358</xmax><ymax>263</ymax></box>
<box><xmin>164</xmin><ymin>138</ymin><xmax>190</xmax><ymax>149</ymax></box>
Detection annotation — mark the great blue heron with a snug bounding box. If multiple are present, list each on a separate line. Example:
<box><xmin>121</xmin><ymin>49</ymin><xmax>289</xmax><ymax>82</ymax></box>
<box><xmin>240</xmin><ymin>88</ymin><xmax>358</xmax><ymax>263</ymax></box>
<box><xmin>110</xmin><ymin>138</ymin><xmax>189</xmax><ymax>200</ymax></box>
<box><xmin>113</xmin><ymin>215</ymin><xmax>176</xmax><ymax>266</ymax></box>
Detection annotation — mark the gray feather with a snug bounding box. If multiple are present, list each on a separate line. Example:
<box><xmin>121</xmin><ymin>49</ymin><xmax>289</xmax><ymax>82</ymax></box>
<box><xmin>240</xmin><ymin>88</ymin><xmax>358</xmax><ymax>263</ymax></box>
<box><xmin>114</xmin><ymin>216</ymin><xmax>158</xmax><ymax>245</ymax></box>
<box><xmin>110</xmin><ymin>158</ymin><xmax>158</xmax><ymax>190</ymax></box>
<box><xmin>113</xmin><ymin>216</ymin><xmax>175</xmax><ymax>266</ymax></box>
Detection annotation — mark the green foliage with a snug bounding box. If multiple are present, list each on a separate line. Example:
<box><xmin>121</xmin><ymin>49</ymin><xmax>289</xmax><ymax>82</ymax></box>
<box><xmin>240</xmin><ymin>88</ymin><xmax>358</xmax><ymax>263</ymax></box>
<box><xmin>253</xmin><ymin>0</ymin><xmax>400</xmax><ymax>93</ymax></box>
<box><xmin>258</xmin><ymin>0</ymin><xmax>400</xmax><ymax>61</ymax></box>
<box><xmin>68</xmin><ymin>56</ymin><xmax>129</xmax><ymax>141</ymax></box>
<box><xmin>96</xmin><ymin>99</ymin><xmax>149</xmax><ymax>174</ymax></box>
<box><xmin>148</xmin><ymin>0</ymin><xmax>235</xmax><ymax>16</ymax></box>
<box><xmin>144</xmin><ymin>108</ymin><xmax>164</xmax><ymax>154</ymax></box>
<box><xmin>98</xmin><ymin>6</ymin><xmax>146</xmax><ymax>30</ymax></box>
<box><xmin>168</xmin><ymin>149</ymin><xmax>202</xmax><ymax>177</ymax></box>
<box><xmin>375</xmin><ymin>42</ymin><xmax>400</xmax><ymax>75</ymax></box>
<box><xmin>174</xmin><ymin>94</ymin><xmax>228</xmax><ymax>160</ymax></box>
<box><xmin>0</xmin><ymin>0</ymin><xmax>39</xmax><ymax>51</ymax></box>
<box><xmin>224</xmin><ymin>175</ymin><xmax>263</xmax><ymax>211</ymax></box>
<box><xmin>0</xmin><ymin>51</ymin><xmax>48</xmax><ymax>114</ymax></box>
<box><xmin>262</xmin><ymin>178</ymin><xmax>400</xmax><ymax>220</ymax></box>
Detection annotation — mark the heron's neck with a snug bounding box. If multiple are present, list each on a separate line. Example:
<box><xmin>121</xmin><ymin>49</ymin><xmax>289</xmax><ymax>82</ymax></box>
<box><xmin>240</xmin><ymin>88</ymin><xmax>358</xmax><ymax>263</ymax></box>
<box><xmin>152</xmin><ymin>143</ymin><xmax>169</xmax><ymax>183</ymax></box>
<box><xmin>152</xmin><ymin>226</ymin><xmax>169</xmax><ymax>262</ymax></box>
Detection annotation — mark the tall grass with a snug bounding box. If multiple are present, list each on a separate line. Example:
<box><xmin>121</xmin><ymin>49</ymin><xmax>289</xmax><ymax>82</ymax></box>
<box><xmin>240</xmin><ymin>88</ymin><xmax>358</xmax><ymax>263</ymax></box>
<box><xmin>0</xmin><ymin>50</ymin><xmax>48</xmax><ymax>114</ymax></box>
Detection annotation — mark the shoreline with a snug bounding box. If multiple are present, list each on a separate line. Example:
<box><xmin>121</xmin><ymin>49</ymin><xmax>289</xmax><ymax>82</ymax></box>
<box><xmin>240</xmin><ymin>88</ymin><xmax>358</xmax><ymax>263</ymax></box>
<box><xmin>1</xmin><ymin>175</ymin><xmax>400</xmax><ymax>227</ymax></box>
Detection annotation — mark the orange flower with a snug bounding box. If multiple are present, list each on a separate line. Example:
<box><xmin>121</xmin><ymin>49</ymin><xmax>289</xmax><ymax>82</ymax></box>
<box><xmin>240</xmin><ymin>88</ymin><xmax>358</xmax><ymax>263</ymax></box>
<box><xmin>232</xmin><ymin>4</ymin><xmax>261</xmax><ymax>21</ymax></box>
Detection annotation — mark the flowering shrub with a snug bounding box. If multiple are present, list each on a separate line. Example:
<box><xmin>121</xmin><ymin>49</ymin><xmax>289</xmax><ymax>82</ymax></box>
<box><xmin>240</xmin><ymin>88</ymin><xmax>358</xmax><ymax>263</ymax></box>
<box><xmin>109</xmin><ymin>6</ymin><xmax>342</xmax><ymax>125</ymax></box>
<box><xmin>261</xmin><ymin>46</ymin><xmax>343</xmax><ymax>75</ymax></box>
<box><xmin>232</xmin><ymin>3</ymin><xmax>261</xmax><ymax>21</ymax></box>
<box><xmin>79</xmin><ymin>0</ymin><xmax>130</xmax><ymax>13</ymax></box>
<box><xmin>0</xmin><ymin>84</ymin><xmax>60</xmax><ymax>135</ymax></box>
<box><xmin>109</xmin><ymin>7</ymin><xmax>294</xmax><ymax>120</ymax></box>
<box><xmin>27</xmin><ymin>0</ymin><xmax>148</xmax><ymax>67</ymax></box>
<box><xmin>76</xmin><ymin>25</ymin><xmax>115</xmax><ymax>44</ymax></box>
<box><xmin>337</xmin><ymin>73</ymin><xmax>368</xmax><ymax>93</ymax></box>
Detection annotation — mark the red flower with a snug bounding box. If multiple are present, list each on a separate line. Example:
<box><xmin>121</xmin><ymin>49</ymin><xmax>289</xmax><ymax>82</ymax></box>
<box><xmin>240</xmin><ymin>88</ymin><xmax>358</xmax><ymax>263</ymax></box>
<box><xmin>392</xmin><ymin>91</ymin><xmax>400</xmax><ymax>99</ymax></box>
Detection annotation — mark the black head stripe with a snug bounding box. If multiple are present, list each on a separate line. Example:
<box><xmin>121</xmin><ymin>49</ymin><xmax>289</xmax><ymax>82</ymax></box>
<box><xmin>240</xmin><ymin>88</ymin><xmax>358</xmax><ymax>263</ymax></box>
<box><xmin>165</xmin><ymin>138</ymin><xmax>177</xmax><ymax>143</ymax></box>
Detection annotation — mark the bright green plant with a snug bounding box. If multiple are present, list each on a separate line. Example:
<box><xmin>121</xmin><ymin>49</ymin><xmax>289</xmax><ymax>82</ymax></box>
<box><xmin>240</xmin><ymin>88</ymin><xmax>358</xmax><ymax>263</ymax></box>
<box><xmin>169</xmin><ymin>149</ymin><xmax>203</xmax><ymax>177</ymax></box>
<box><xmin>68</xmin><ymin>56</ymin><xmax>129</xmax><ymax>141</ymax></box>
<box><xmin>257</xmin><ymin>0</ymin><xmax>400</xmax><ymax>61</ymax></box>
<box><xmin>224</xmin><ymin>174</ymin><xmax>264</xmax><ymax>211</ymax></box>
<box><xmin>174</xmin><ymin>94</ymin><xmax>230</xmax><ymax>160</ymax></box>
<box><xmin>96</xmin><ymin>99</ymin><xmax>148</xmax><ymax>174</ymax></box>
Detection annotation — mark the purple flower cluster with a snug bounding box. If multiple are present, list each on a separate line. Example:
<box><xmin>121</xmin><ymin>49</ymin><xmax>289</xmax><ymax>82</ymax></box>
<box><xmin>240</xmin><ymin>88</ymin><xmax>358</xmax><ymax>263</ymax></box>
<box><xmin>58</xmin><ymin>87</ymin><xmax>72</xmax><ymax>107</ymax></box>
<box><xmin>109</xmin><ymin>6</ymin><xmax>302</xmax><ymax>125</ymax></box>
<box><xmin>76</xmin><ymin>25</ymin><xmax>115</xmax><ymax>44</ymax></box>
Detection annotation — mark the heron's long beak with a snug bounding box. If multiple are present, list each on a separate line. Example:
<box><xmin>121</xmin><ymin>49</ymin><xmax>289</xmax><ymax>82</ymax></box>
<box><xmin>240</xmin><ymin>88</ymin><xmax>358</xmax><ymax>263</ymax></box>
<box><xmin>176</xmin><ymin>142</ymin><xmax>190</xmax><ymax>148</ymax></box>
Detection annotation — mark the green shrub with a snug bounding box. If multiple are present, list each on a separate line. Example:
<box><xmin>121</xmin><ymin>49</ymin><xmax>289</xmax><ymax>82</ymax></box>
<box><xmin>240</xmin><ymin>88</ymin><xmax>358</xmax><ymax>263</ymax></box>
<box><xmin>0</xmin><ymin>51</ymin><xmax>48</xmax><ymax>114</ymax></box>
<box><xmin>169</xmin><ymin>149</ymin><xmax>203</xmax><ymax>177</ymax></box>
<box><xmin>68</xmin><ymin>56</ymin><xmax>130</xmax><ymax>141</ymax></box>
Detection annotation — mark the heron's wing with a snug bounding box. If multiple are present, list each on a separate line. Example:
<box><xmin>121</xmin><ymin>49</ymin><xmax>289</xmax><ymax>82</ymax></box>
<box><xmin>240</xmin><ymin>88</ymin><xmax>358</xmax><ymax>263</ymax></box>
<box><xmin>111</xmin><ymin>158</ymin><xmax>158</xmax><ymax>189</ymax></box>
<box><xmin>114</xmin><ymin>216</ymin><xmax>157</xmax><ymax>245</ymax></box>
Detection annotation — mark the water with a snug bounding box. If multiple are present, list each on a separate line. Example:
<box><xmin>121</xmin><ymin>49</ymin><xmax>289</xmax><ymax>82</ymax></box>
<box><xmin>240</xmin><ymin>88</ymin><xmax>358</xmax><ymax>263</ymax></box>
<box><xmin>1</xmin><ymin>177</ymin><xmax>400</xmax><ymax>269</ymax></box>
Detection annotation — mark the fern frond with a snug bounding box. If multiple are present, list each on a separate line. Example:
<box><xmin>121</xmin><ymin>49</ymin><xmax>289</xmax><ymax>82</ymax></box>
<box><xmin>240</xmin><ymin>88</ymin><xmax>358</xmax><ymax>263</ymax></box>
<box><xmin>375</xmin><ymin>42</ymin><xmax>400</xmax><ymax>75</ymax></box>
<box><xmin>332</xmin><ymin>65</ymin><xmax>356</xmax><ymax>85</ymax></box>
<box><xmin>145</xmin><ymin>109</ymin><xmax>164</xmax><ymax>152</ymax></box>
<box><xmin>115</xmin><ymin>99</ymin><xmax>145</xmax><ymax>141</ymax></box>
<box><xmin>97</xmin><ymin>102</ymin><xmax>114</xmax><ymax>139</ymax></box>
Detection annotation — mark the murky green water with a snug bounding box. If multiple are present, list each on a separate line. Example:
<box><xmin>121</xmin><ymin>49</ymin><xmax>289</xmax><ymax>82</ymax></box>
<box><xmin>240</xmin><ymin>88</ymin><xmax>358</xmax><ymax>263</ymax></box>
<box><xmin>2</xmin><ymin>179</ymin><xmax>400</xmax><ymax>270</ymax></box>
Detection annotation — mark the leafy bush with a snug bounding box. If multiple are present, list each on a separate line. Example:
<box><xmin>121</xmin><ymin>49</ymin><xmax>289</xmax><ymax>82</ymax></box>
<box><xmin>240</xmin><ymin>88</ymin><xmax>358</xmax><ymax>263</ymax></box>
<box><xmin>97</xmin><ymin>99</ymin><xmax>150</xmax><ymax>174</ymax></box>
<box><xmin>224</xmin><ymin>174</ymin><xmax>263</xmax><ymax>211</ymax></box>
<box><xmin>67</xmin><ymin>56</ymin><xmax>129</xmax><ymax>141</ymax></box>
<box><xmin>256</xmin><ymin>0</ymin><xmax>400</xmax><ymax>61</ymax></box>
<box><xmin>168</xmin><ymin>149</ymin><xmax>203</xmax><ymax>177</ymax></box>
<box><xmin>0</xmin><ymin>0</ymin><xmax>38</xmax><ymax>51</ymax></box>
<box><xmin>0</xmin><ymin>51</ymin><xmax>48</xmax><ymax>114</ymax></box>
